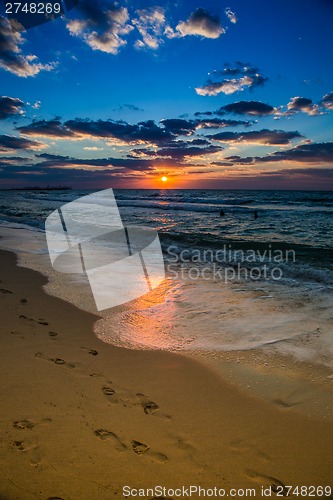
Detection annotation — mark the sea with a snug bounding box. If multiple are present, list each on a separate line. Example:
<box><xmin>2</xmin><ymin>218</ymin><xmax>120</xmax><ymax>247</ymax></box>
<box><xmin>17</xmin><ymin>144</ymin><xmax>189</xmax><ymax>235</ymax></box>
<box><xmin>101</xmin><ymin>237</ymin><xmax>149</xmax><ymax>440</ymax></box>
<box><xmin>0</xmin><ymin>189</ymin><xmax>332</xmax><ymax>365</ymax></box>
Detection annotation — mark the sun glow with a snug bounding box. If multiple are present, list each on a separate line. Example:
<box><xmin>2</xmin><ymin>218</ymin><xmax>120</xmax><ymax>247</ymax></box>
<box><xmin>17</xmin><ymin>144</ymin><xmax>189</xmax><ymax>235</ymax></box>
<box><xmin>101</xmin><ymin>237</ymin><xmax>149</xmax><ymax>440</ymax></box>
<box><xmin>161</xmin><ymin>176</ymin><xmax>168</xmax><ymax>182</ymax></box>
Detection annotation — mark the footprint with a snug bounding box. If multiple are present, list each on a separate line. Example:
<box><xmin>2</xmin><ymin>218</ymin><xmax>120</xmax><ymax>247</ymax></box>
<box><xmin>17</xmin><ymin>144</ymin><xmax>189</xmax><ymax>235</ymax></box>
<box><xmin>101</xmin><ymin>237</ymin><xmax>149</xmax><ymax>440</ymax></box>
<box><xmin>13</xmin><ymin>417</ymin><xmax>52</xmax><ymax>430</ymax></box>
<box><xmin>102</xmin><ymin>385</ymin><xmax>119</xmax><ymax>404</ymax></box>
<box><xmin>48</xmin><ymin>331</ymin><xmax>58</xmax><ymax>338</ymax></box>
<box><xmin>19</xmin><ymin>315</ymin><xmax>48</xmax><ymax>326</ymax></box>
<box><xmin>0</xmin><ymin>288</ymin><xmax>13</xmax><ymax>294</ymax></box>
<box><xmin>11</xmin><ymin>331</ymin><xmax>24</xmax><ymax>338</ymax></box>
<box><xmin>13</xmin><ymin>419</ymin><xmax>35</xmax><ymax>430</ymax></box>
<box><xmin>136</xmin><ymin>393</ymin><xmax>159</xmax><ymax>415</ymax></box>
<box><xmin>246</xmin><ymin>470</ymin><xmax>287</xmax><ymax>495</ymax></box>
<box><xmin>81</xmin><ymin>347</ymin><xmax>98</xmax><ymax>356</ymax></box>
<box><xmin>19</xmin><ymin>315</ymin><xmax>33</xmax><ymax>322</ymax></box>
<box><xmin>148</xmin><ymin>451</ymin><xmax>168</xmax><ymax>463</ymax></box>
<box><xmin>131</xmin><ymin>440</ymin><xmax>150</xmax><ymax>455</ymax></box>
<box><xmin>14</xmin><ymin>439</ymin><xmax>42</xmax><ymax>467</ymax></box>
<box><xmin>35</xmin><ymin>352</ymin><xmax>75</xmax><ymax>369</ymax></box>
<box><xmin>95</xmin><ymin>429</ymin><xmax>127</xmax><ymax>452</ymax></box>
<box><xmin>20</xmin><ymin>298</ymin><xmax>27</xmax><ymax>304</ymax></box>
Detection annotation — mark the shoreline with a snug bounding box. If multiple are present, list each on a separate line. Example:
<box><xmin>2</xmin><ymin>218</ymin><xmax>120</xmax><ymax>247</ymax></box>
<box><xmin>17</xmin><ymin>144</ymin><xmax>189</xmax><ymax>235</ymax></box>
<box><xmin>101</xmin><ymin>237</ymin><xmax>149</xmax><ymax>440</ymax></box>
<box><xmin>1</xmin><ymin>249</ymin><xmax>333</xmax><ymax>498</ymax></box>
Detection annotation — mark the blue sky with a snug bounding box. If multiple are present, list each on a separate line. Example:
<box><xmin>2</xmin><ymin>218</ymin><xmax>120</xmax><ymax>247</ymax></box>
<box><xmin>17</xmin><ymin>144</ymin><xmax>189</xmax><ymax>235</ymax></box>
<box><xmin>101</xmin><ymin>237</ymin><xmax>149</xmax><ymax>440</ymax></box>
<box><xmin>0</xmin><ymin>0</ymin><xmax>333</xmax><ymax>189</ymax></box>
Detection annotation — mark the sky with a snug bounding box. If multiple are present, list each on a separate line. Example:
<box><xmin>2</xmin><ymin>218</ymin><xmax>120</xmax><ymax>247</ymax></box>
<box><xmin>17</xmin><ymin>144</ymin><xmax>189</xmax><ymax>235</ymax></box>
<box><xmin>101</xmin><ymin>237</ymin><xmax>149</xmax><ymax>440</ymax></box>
<box><xmin>0</xmin><ymin>0</ymin><xmax>333</xmax><ymax>190</ymax></box>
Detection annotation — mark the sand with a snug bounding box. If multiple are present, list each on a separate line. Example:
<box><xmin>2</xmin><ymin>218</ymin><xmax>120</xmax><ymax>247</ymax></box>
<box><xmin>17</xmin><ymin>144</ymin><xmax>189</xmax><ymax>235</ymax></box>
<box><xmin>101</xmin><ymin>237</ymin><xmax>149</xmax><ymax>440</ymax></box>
<box><xmin>0</xmin><ymin>249</ymin><xmax>333</xmax><ymax>499</ymax></box>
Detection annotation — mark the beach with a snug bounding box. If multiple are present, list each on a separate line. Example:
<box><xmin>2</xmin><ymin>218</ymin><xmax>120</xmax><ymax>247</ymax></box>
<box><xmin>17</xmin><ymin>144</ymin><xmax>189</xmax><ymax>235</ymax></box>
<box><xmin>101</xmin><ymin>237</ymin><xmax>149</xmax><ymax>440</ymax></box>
<box><xmin>1</xmin><ymin>247</ymin><xmax>333</xmax><ymax>499</ymax></box>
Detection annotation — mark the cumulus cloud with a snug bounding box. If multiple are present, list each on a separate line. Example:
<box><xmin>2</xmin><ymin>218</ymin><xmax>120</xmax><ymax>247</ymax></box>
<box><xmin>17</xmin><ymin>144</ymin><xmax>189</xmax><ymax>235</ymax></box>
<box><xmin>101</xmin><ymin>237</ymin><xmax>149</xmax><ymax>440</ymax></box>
<box><xmin>133</xmin><ymin>7</ymin><xmax>166</xmax><ymax>50</ymax></box>
<box><xmin>207</xmin><ymin>129</ymin><xmax>303</xmax><ymax>146</ymax></box>
<box><xmin>175</xmin><ymin>8</ymin><xmax>225</xmax><ymax>39</ymax></box>
<box><xmin>0</xmin><ymin>96</ymin><xmax>24</xmax><ymax>119</ymax></box>
<box><xmin>196</xmin><ymin>75</ymin><xmax>267</xmax><ymax>96</ymax></box>
<box><xmin>225</xmin><ymin>8</ymin><xmax>237</xmax><ymax>24</ymax></box>
<box><xmin>321</xmin><ymin>91</ymin><xmax>333</xmax><ymax>110</ymax></box>
<box><xmin>196</xmin><ymin>63</ymin><xmax>268</xmax><ymax>96</ymax></box>
<box><xmin>0</xmin><ymin>17</ymin><xmax>56</xmax><ymax>77</ymax></box>
<box><xmin>0</xmin><ymin>134</ymin><xmax>44</xmax><ymax>151</ymax></box>
<box><xmin>287</xmin><ymin>96</ymin><xmax>321</xmax><ymax>115</ymax></box>
<box><xmin>66</xmin><ymin>1</ymin><xmax>133</xmax><ymax>54</ymax></box>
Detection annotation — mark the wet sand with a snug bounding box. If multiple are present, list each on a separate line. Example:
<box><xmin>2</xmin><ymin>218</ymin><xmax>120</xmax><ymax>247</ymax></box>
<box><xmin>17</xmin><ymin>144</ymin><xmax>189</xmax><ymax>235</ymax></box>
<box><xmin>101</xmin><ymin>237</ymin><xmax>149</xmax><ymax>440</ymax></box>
<box><xmin>0</xmin><ymin>249</ymin><xmax>333</xmax><ymax>499</ymax></box>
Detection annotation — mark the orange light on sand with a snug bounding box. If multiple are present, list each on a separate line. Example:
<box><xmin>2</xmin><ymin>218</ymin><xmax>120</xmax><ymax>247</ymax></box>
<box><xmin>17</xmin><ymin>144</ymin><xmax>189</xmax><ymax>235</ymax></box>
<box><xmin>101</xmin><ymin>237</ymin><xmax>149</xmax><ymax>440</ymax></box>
<box><xmin>161</xmin><ymin>176</ymin><xmax>168</xmax><ymax>182</ymax></box>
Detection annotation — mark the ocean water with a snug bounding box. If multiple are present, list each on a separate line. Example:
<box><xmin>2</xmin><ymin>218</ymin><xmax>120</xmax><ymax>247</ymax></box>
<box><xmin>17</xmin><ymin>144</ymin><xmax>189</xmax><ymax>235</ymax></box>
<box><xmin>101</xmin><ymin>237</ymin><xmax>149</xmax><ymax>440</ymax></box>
<box><xmin>0</xmin><ymin>188</ymin><xmax>332</xmax><ymax>363</ymax></box>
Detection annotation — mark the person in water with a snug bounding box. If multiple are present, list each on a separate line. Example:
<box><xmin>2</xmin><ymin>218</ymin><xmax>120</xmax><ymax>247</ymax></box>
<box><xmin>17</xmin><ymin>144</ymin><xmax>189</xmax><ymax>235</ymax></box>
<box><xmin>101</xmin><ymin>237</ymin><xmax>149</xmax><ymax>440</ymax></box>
<box><xmin>220</xmin><ymin>209</ymin><xmax>225</xmax><ymax>216</ymax></box>
<box><xmin>254</xmin><ymin>210</ymin><xmax>259</xmax><ymax>219</ymax></box>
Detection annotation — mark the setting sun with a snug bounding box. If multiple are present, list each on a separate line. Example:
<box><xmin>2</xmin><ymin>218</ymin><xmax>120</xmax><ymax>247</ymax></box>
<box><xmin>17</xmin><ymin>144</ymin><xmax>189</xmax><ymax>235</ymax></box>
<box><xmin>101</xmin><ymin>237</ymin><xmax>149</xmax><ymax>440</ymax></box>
<box><xmin>161</xmin><ymin>176</ymin><xmax>168</xmax><ymax>182</ymax></box>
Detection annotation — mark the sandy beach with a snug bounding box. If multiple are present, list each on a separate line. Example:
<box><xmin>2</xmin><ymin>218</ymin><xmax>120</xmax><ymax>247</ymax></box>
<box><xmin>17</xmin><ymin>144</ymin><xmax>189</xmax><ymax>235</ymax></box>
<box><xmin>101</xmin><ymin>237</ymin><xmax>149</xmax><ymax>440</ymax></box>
<box><xmin>1</xmin><ymin>248</ymin><xmax>333</xmax><ymax>499</ymax></box>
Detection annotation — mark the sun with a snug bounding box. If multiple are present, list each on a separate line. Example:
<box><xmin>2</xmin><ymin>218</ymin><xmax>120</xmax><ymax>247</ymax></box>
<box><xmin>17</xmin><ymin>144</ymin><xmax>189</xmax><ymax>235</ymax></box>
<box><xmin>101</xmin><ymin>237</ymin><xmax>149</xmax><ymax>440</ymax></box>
<box><xmin>161</xmin><ymin>176</ymin><xmax>168</xmax><ymax>182</ymax></box>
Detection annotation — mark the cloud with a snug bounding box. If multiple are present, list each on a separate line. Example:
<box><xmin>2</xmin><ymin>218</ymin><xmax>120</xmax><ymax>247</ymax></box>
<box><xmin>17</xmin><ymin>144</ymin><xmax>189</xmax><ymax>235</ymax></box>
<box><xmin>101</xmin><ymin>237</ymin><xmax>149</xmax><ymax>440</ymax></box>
<box><xmin>195</xmin><ymin>117</ymin><xmax>253</xmax><ymax>128</ymax></box>
<box><xmin>83</xmin><ymin>146</ymin><xmax>104</xmax><ymax>151</ymax></box>
<box><xmin>160</xmin><ymin>118</ymin><xmax>197</xmax><ymax>135</ymax></box>
<box><xmin>261</xmin><ymin>142</ymin><xmax>333</xmax><ymax>163</ymax></box>
<box><xmin>220</xmin><ymin>101</ymin><xmax>276</xmax><ymax>116</ymax></box>
<box><xmin>196</xmin><ymin>75</ymin><xmax>267</xmax><ymax>96</ymax></box>
<box><xmin>0</xmin><ymin>134</ymin><xmax>44</xmax><ymax>151</ymax></box>
<box><xmin>130</xmin><ymin>139</ymin><xmax>222</xmax><ymax>160</ymax></box>
<box><xmin>0</xmin><ymin>17</ymin><xmax>56</xmax><ymax>77</ymax></box>
<box><xmin>196</xmin><ymin>63</ymin><xmax>268</xmax><ymax>96</ymax></box>
<box><xmin>0</xmin><ymin>96</ymin><xmax>24</xmax><ymax>119</ymax></box>
<box><xmin>287</xmin><ymin>96</ymin><xmax>321</xmax><ymax>115</ymax></box>
<box><xmin>17</xmin><ymin>119</ymin><xmax>76</xmax><ymax>138</ymax></box>
<box><xmin>64</xmin><ymin>118</ymin><xmax>174</xmax><ymax>144</ymax></box>
<box><xmin>35</xmin><ymin>153</ymin><xmax>155</xmax><ymax>171</ymax></box>
<box><xmin>0</xmin><ymin>156</ymin><xmax>31</xmax><ymax>166</ymax></box>
<box><xmin>225</xmin><ymin>8</ymin><xmax>237</xmax><ymax>24</ymax></box>
<box><xmin>207</xmin><ymin>129</ymin><xmax>303</xmax><ymax>145</ymax></box>
<box><xmin>176</xmin><ymin>8</ymin><xmax>225</xmax><ymax>39</ymax></box>
<box><xmin>226</xmin><ymin>142</ymin><xmax>333</xmax><ymax>165</ymax></box>
<box><xmin>111</xmin><ymin>104</ymin><xmax>143</xmax><ymax>112</ymax></box>
<box><xmin>321</xmin><ymin>91</ymin><xmax>333</xmax><ymax>110</ymax></box>
<box><xmin>160</xmin><ymin>117</ymin><xmax>253</xmax><ymax>134</ymax></box>
<box><xmin>133</xmin><ymin>7</ymin><xmax>166</xmax><ymax>50</ymax></box>
<box><xmin>66</xmin><ymin>1</ymin><xmax>133</xmax><ymax>55</ymax></box>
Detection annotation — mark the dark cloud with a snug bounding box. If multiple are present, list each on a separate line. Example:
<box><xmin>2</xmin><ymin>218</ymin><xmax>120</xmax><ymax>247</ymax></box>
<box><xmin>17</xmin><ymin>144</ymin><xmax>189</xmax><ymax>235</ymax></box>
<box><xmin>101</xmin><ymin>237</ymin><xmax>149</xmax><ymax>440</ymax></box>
<box><xmin>0</xmin><ymin>156</ymin><xmax>30</xmax><ymax>166</ymax></box>
<box><xmin>176</xmin><ymin>8</ymin><xmax>225</xmax><ymax>39</ymax></box>
<box><xmin>0</xmin><ymin>16</ymin><xmax>55</xmax><ymax>77</ymax></box>
<box><xmin>219</xmin><ymin>101</ymin><xmax>275</xmax><ymax>116</ymax></box>
<box><xmin>160</xmin><ymin>118</ymin><xmax>196</xmax><ymax>135</ymax></box>
<box><xmin>208</xmin><ymin>129</ymin><xmax>303</xmax><ymax>145</ymax></box>
<box><xmin>161</xmin><ymin>117</ymin><xmax>253</xmax><ymax>134</ymax></box>
<box><xmin>225</xmin><ymin>142</ymin><xmax>333</xmax><ymax>165</ymax></box>
<box><xmin>17</xmin><ymin>118</ymin><xmax>174</xmax><ymax>144</ymax></box>
<box><xmin>130</xmin><ymin>139</ymin><xmax>222</xmax><ymax>160</ymax></box>
<box><xmin>261</xmin><ymin>142</ymin><xmax>333</xmax><ymax>163</ymax></box>
<box><xmin>17</xmin><ymin>119</ymin><xmax>75</xmax><ymax>138</ymax></box>
<box><xmin>321</xmin><ymin>91</ymin><xmax>333</xmax><ymax>110</ymax></box>
<box><xmin>34</xmin><ymin>152</ymin><xmax>154</xmax><ymax>171</ymax></box>
<box><xmin>0</xmin><ymin>135</ymin><xmax>44</xmax><ymax>151</ymax></box>
<box><xmin>0</xmin><ymin>96</ymin><xmax>24</xmax><ymax>119</ymax></box>
<box><xmin>287</xmin><ymin>96</ymin><xmax>320</xmax><ymax>115</ymax></box>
